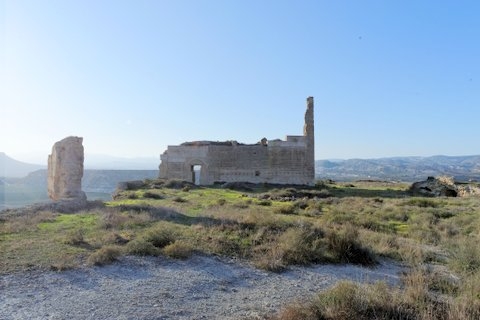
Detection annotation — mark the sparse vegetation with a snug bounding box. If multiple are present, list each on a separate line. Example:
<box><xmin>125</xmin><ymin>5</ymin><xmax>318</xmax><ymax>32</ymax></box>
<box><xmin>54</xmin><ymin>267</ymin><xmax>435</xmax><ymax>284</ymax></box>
<box><xmin>87</xmin><ymin>246</ymin><xmax>121</xmax><ymax>266</ymax></box>
<box><xmin>1</xmin><ymin>179</ymin><xmax>480</xmax><ymax>318</ymax></box>
<box><xmin>162</xmin><ymin>240</ymin><xmax>194</xmax><ymax>259</ymax></box>
<box><xmin>143</xmin><ymin>191</ymin><xmax>164</xmax><ymax>200</ymax></box>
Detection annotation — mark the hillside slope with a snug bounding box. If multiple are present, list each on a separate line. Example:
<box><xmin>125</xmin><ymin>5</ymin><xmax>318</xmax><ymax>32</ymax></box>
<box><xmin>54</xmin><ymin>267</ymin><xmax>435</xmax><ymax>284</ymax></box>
<box><xmin>1</xmin><ymin>169</ymin><xmax>158</xmax><ymax>210</ymax></box>
<box><xmin>0</xmin><ymin>153</ymin><xmax>46</xmax><ymax>178</ymax></box>
<box><xmin>12</xmin><ymin>169</ymin><xmax>159</xmax><ymax>193</ymax></box>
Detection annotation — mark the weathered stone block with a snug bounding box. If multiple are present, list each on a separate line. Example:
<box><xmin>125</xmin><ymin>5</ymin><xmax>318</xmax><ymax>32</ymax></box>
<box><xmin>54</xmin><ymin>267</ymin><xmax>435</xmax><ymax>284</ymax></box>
<box><xmin>47</xmin><ymin>136</ymin><xmax>87</xmax><ymax>201</ymax></box>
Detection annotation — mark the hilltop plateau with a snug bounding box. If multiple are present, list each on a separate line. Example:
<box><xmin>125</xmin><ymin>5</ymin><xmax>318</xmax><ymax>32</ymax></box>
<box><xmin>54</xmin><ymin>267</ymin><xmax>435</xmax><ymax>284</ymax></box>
<box><xmin>1</xmin><ymin>180</ymin><xmax>480</xmax><ymax>318</ymax></box>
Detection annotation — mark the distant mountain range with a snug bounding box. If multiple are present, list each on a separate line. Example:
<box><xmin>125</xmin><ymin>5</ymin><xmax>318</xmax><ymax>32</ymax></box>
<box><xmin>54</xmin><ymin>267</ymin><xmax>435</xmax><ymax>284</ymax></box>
<box><xmin>84</xmin><ymin>154</ymin><xmax>159</xmax><ymax>170</ymax></box>
<box><xmin>0</xmin><ymin>152</ymin><xmax>158</xmax><ymax>178</ymax></box>
<box><xmin>316</xmin><ymin>155</ymin><xmax>480</xmax><ymax>182</ymax></box>
<box><xmin>2</xmin><ymin>152</ymin><xmax>480</xmax><ymax>182</ymax></box>
<box><xmin>1</xmin><ymin>152</ymin><xmax>159</xmax><ymax>209</ymax></box>
<box><xmin>0</xmin><ymin>152</ymin><xmax>46</xmax><ymax>178</ymax></box>
<box><xmin>1</xmin><ymin>169</ymin><xmax>159</xmax><ymax>210</ymax></box>
<box><xmin>10</xmin><ymin>169</ymin><xmax>159</xmax><ymax>193</ymax></box>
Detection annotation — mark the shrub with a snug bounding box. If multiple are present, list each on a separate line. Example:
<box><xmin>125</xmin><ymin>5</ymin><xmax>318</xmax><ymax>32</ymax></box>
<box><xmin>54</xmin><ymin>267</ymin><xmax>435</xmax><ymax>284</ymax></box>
<box><xmin>101</xmin><ymin>232</ymin><xmax>130</xmax><ymax>245</ymax></box>
<box><xmin>257</xmin><ymin>199</ymin><xmax>272</xmax><ymax>206</ymax></box>
<box><xmin>50</xmin><ymin>256</ymin><xmax>76</xmax><ymax>271</ymax></box>
<box><xmin>277</xmin><ymin>226</ymin><xmax>325</xmax><ymax>265</ymax></box>
<box><xmin>160</xmin><ymin>179</ymin><xmax>195</xmax><ymax>189</ymax></box>
<box><xmin>144</xmin><ymin>224</ymin><xmax>177</xmax><ymax>248</ymax></box>
<box><xmin>254</xmin><ymin>247</ymin><xmax>285</xmax><ymax>272</ymax></box>
<box><xmin>127</xmin><ymin>193</ymin><xmax>139</xmax><ymax>199</ymax></box>
<box><xmin>87</xmin><ymin>246</ymin><xmax>121</xmax><ymax>266</ymax></box>
<box><xmin>316</xmin><ymin>189</ymin><xmax>333</xmax><ymax>198</ymax></box>
<box><xmin>326</xmin><ymin>224</ymin><xmax>376</xmax><ymax>266</ymax></box>
<box><xmin>232</xmin><ymin>201</ymin><xmax>250</xmax><ymax>209</ymax></box>
<box><xmin>274</xmin><ymin>274</ymin><xmax>480</xmax><ymax>320</ymax></box>
<box><xmin>172</xmin><ymin>196</ymin><xmax>187</xmax><ymax>203</ymax></box>
<box><xmin>125</xmin><ymin>238</ymin><xmax>160</xmax><ymax>256</ymax></box>
<box><xmin>274</xmin><ymin>281</ymin><xmax>418</xmax><ymax>320</ymax></box>
<box><xmin>315</xmin><ymin>180</ymin><xmax>328</xmax><ymax>188</ymax></box>
<box><xmin>253</xmin><ymin>225</ymin><xmax>326</xmax><ymax>271</ymax></box>
<box><xmin>274</xmin><ymin>204</ymin><xmax>297</xmax><ymax>215</ymax></box>
<box><xmin>293</xmin><ymin>200</ymin><xmax>309</xmax><ymax>210</ymax></box>
<box><xmin>405</xmin><ymin>198</ymin><xmax>438</xmax><ymax>208</ymax></box>
<box><xmin>0</xmin><ymin>211</ymin><xmax>57</xmax><ymax>233</ymax></box>
<box><xmin>450</xmin><ymin>237</ymin><xmax>480</xmax><ymax>273</ymax></box>
<box><xmin>100</xmin><ymin>210</ymin><xmax>152</xmax><ymax>229</ymax></box>
<box><xmin>303</xmin><ymin>201</ymin><xmax>323</xmax><ymax>216</ymax></box>
<box><xmin>100</xmin><ymin>210</ymin><xmax>128</xmax><ymax>229</ymax></box>
<box><xmin>143</xmin><ymin>191</ymin><xmax>164</xmax><ymax>199</ymax></box>
<box><xmin>208</xmin><ymin>235</ymin><xmax>242</xmax><ymax>256</ymax></box>
<box><xmin>63</xmin><ymin>229</ymin><xmax>86</xmax><ymax>246</ymax></box>
<box><xmin>162</xmin><ymin>240</ymin><xmax>193</xmax><ymax>259</ymax></box>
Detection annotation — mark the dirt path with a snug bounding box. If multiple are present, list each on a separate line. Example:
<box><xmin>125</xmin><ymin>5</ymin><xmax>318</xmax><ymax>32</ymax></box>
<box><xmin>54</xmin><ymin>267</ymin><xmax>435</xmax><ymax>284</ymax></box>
<box><xmin>0</xmin><ymin>255</ymin><xmax>404</xmax><ymax>320</ymax></box>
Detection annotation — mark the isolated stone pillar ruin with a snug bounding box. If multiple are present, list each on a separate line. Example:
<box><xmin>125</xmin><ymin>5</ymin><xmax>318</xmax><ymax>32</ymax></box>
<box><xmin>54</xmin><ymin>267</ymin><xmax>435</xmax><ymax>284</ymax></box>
<box><xmin>47</xmin><ymin>136</ymin><xmax>87</xmax><ymax>201</ymax></box>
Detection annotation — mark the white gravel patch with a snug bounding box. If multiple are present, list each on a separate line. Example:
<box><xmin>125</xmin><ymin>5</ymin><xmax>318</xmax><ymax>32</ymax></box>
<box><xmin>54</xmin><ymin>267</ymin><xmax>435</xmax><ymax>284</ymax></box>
<box><xmin>0</xmin><ymin>255</ymin><xmax>404</xmax><ymax>320</ymax></box>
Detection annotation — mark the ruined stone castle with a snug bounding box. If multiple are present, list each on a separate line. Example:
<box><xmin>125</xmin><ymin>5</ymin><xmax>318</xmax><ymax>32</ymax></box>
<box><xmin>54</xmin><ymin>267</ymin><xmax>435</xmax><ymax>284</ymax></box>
<box><xmin>159</xmin><ymin>97</ymin><xmax>315</xmax><ymax>185</ymax></box>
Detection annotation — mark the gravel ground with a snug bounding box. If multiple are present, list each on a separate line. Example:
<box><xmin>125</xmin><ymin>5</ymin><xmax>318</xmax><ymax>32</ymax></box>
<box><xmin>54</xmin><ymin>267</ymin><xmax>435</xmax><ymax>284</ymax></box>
<box><xmin>0</xmin><ymin>255</ymin><xmax>404</xmax><ymax>320</ymax></box>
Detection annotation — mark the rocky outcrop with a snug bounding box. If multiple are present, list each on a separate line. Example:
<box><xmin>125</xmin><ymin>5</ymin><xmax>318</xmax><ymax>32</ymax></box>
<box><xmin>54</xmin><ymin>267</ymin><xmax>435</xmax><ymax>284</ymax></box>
<box><xmin>409</xmin><ymin>176</ymin><xmax>480</xmax><ymax>197</ymax></box>
<box><xmin>457</xmin><ymin>184</ymin><xmax>480</xmax><ymax>197</ymax></box>
<box><xmin>409</xmin><ymin>176</ymin><xmax>458</xmax><ymax>197</ymax></box>
<box><xmin>47</xmin><ymin>136</ymin><xmax>86</xmax><ymax>201</ymax></box>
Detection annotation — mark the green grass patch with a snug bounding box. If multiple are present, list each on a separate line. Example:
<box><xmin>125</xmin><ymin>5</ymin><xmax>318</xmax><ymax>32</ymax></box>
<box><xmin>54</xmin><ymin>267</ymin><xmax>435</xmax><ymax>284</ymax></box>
<box><xmin>38</xmin><ymin>213</ymin><xmax>98</xmax><ymax>232</ymax></box>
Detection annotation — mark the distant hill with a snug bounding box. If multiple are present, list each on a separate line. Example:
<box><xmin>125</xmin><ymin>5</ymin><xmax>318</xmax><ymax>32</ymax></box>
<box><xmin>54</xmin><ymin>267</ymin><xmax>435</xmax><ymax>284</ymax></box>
<box><xmin>84</xmin><ymin>154</ymin><xmax>159</xmax><ymax>170</ymax></box>
<box><xmin>1</xmin><ymin>169</ymin><xmax>158</xmax><ymax>210</ymax></box>
<box><xmin>0</xmin><ymin>153</ymin><xmax>46</xmax><ymax>178</ymax></box>
<box><xmin>15</xmin><ymin>169</ymin><xmax>159</xmax><ymax>193</ymax></box>
<box><xmin>316</xmin><ymin>155</ymin><xmax>480</xmax><ymax>182</ymax></box>
<box><xmin>0</xmin><ymin>152</ymin><xmax>159</xmax><ymax>178</ymax></box>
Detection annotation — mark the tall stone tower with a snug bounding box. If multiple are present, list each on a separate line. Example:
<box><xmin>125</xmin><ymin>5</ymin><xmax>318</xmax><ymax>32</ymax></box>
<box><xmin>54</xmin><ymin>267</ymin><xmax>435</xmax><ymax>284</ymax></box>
<box><xmin>48</xmin><ymin>136</ymin><xmax>86</xmax><ymax>201</ymax></box>
<box><xmin>303</xmin><ymin>96</ymin><xmax>315</xmax><ymax>184</ymax></box>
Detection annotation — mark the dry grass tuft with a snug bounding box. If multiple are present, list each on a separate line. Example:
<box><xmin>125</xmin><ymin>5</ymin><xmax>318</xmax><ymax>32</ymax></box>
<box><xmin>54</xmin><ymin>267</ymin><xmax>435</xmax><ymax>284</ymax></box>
<box><xmin>143</xmin><ymin>224</ymin><xmax>178</xmax><ymax>248</ymax></box>
<box><xmin>326</xmin><ymin>224</ymin><xmax>376</xmax><ymax>266</ymax></box>
<box><xmin>87</xmin><ymin>246</ymin><xmax>122</xmax><ymax>266</ymax></box>
<box><xmin>125</xmin><ymin>238</ymin><xmax>160</xmax><ymax>256</ymax></box>
<box><xmin>0</xmin><ymin>211</ymin><xmax>58</xmax><ymax>233</ymax></box>
<box><xmin>162</xmin><ymin>240</ymin><xmax>194</xmax><ymax>259</ymax></box>
<box><xmin>63</xmin><ymin>228</ymin><xmax>87</xmax><ymax>246</ymax></box>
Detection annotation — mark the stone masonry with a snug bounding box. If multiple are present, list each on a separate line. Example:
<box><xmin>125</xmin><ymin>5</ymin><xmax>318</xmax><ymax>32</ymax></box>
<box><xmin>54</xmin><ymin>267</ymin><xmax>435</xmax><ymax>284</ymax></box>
<box><xmin>159</xmin><ymin>97</ymin><xmax>315</xmax><ymax>185</ymax></box>
<box><xmin>48</xmin><ymin>136</ymin><xmax>87</xmax><ymax>201</ymax></box>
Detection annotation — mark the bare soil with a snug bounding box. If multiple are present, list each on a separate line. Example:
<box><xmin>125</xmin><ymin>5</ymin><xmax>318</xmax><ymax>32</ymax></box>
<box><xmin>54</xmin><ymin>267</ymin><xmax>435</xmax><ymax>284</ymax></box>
<box><xmin>0</xmin><ymin>255</ymin><xmax>404</xmax><ymax>320</ymax></box>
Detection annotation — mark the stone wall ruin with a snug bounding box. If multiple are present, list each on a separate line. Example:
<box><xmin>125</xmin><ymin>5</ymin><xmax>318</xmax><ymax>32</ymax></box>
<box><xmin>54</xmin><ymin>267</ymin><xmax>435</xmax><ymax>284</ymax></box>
<box><xmin>48</xmin><ymin>136</ymin><xmax>87</xmax><ymax>201</ymax></box>
<box><xmin>159</xmin><ymin>97</ymin><xmax>315</xmax><ymax>185</ymax></box>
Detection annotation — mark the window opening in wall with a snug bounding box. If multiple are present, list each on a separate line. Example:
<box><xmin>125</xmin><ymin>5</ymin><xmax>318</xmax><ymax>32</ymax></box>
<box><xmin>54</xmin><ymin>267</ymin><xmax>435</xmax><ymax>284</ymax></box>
<box><xmin>255</xmin><ymin>171</ymin><xmax>260</xmax><ymax>176</ymax></box>
<box><xmin>191</xmin><ymin>165</ymin><xmax>202</xmax><ymax>185</ymax></box>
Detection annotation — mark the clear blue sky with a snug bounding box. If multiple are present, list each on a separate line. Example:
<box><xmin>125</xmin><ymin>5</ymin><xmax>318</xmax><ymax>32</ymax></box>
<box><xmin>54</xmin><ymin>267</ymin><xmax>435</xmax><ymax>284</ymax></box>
<box><xmin>1</xmin><ymin>1</ymin><xmax>479</xmax><ymax>164</ymax></box>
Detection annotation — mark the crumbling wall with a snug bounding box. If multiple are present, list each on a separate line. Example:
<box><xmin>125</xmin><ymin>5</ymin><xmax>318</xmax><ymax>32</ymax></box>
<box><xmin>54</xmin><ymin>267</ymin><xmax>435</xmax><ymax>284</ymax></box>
<box><xmin>159</xmin><ymin>97</ymin><xmax>315</xmax><ymax>185</ymax></box>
